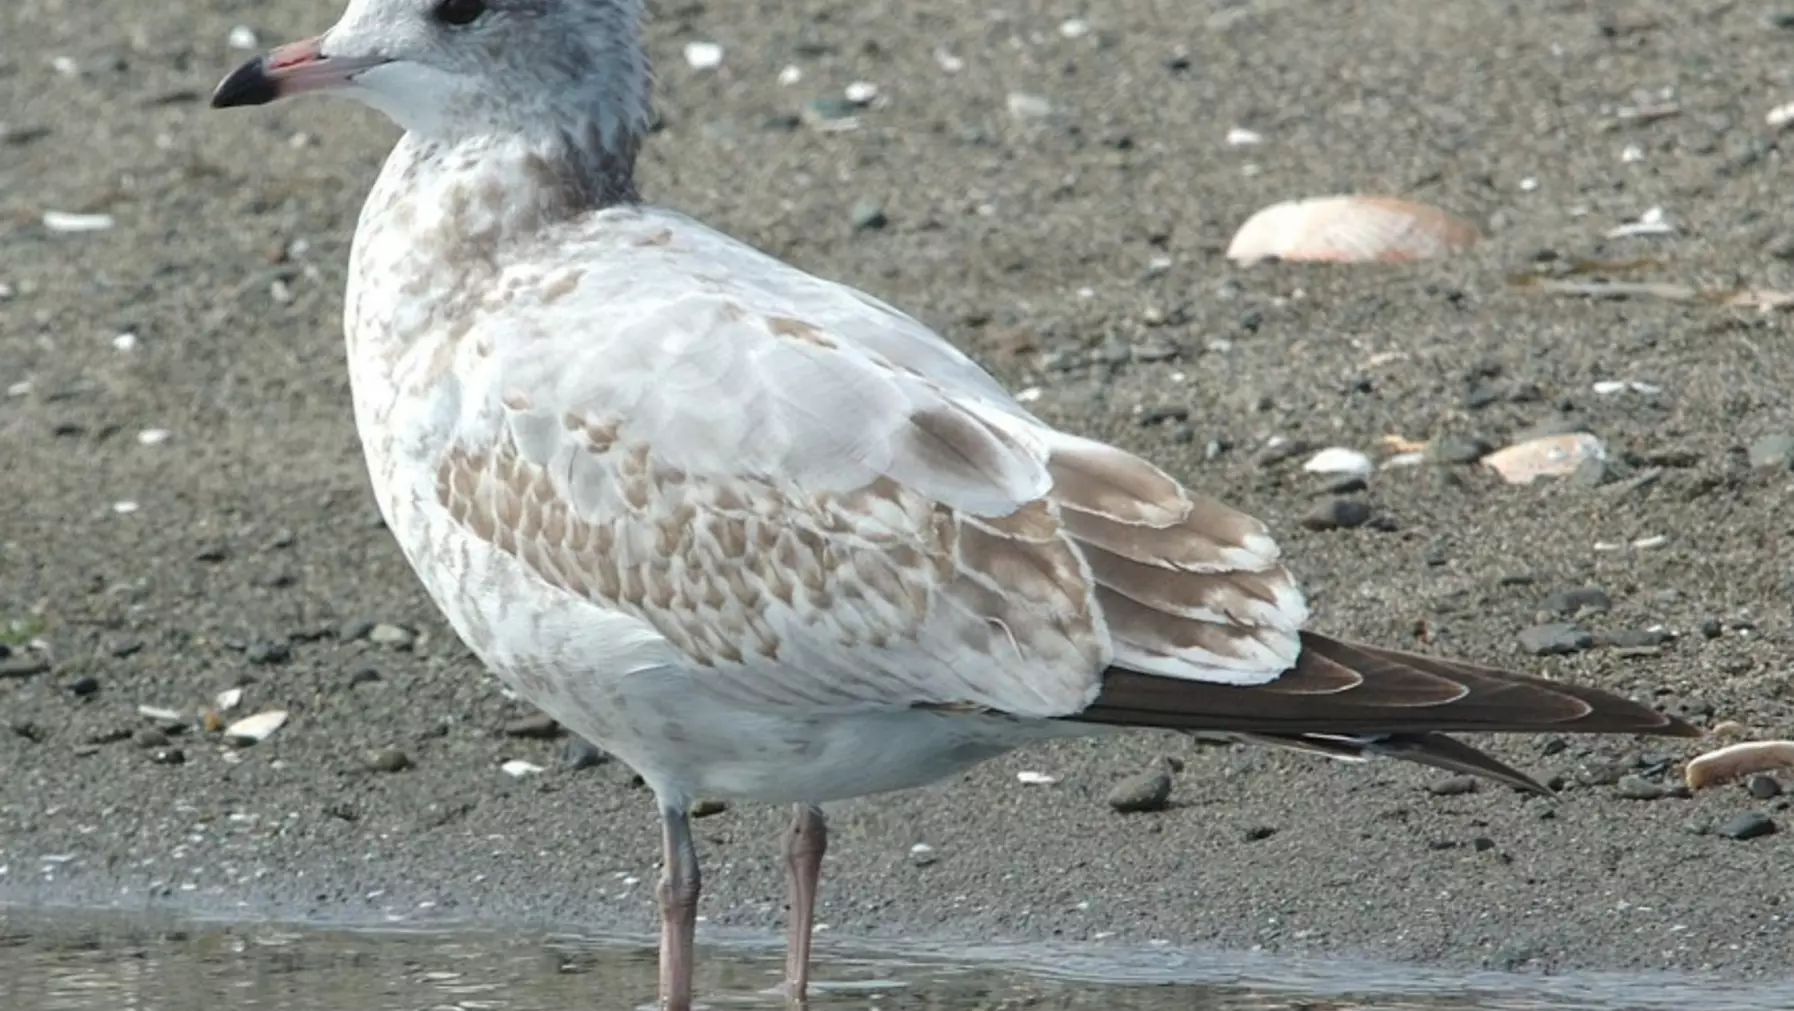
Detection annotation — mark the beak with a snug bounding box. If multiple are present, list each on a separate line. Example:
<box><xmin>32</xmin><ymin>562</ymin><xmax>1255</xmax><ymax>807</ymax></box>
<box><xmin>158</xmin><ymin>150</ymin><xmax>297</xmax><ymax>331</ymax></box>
<box><xmin>211</xmin><ymin>36</ymin><xmax>390</xmax><ymax>108</ymax></box>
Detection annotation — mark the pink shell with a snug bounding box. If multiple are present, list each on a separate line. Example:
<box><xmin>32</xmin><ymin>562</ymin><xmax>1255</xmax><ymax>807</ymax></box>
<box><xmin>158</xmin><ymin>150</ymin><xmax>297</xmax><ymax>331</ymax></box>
<box><xmin>1226</xmin><ymin>195</ymin><xmax>1480</xmax><ymax>266</ymax></box>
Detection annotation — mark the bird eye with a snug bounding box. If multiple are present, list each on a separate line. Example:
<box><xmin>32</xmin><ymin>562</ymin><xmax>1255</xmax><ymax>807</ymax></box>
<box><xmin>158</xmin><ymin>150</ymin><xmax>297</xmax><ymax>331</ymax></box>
<box><xmin>433</xmin><ymin>0</ymin><xmax>487</xmax><ymax>26</ymax></box>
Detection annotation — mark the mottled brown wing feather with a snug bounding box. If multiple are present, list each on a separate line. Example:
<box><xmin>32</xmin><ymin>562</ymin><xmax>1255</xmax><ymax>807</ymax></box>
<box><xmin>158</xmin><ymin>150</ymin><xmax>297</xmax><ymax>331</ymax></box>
<box><xmin>1071</xmin><ymin>630</ymin><xmax>1699</xmax><ymax>738</ymax></box>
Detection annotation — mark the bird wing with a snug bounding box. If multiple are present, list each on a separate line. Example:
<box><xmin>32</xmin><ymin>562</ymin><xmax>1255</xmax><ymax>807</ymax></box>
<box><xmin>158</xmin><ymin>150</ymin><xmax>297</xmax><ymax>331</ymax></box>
<box><xmin>426</xmin><ymin>208</ymin><xmax>1309</xmax><ymax>719</ymax></box>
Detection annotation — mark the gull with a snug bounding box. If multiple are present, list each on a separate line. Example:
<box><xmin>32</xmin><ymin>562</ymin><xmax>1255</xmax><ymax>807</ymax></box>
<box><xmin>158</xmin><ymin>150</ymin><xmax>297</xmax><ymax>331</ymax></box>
<box><xmin>208</xmin><ymin>1</ymin><xmax>1698</xmax><ymax>1007</ymax></box>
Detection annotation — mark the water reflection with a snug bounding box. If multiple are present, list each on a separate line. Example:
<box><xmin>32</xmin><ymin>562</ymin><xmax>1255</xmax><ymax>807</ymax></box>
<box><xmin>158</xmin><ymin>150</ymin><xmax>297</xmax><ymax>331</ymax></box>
<box><xmin>2</xmin><ymin>912</ymin><xmax>1790</xmax><ymax>1011</ymax></box>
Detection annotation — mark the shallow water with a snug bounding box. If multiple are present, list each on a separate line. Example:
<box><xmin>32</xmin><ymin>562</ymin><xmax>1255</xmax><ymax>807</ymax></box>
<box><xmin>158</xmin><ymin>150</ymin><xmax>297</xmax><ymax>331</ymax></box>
<box><xmin>3</xmin><ymin>911</ymin><xmax>1793</xmax><ymax>1011</ymax></box>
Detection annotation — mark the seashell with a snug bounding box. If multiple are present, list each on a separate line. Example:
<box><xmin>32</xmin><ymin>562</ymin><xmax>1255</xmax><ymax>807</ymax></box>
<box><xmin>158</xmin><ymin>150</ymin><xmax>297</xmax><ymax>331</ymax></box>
<box><xmin>1480</xmin><ymin>432</ymin><xmax>1605</xmax><ymax>485</ymax></box>
<box><xmin>1685</xmin><ymin>741</ymin><xmax>1794</xmax><ymax>791</ymax></box>
<box><xmin>214</xmin><ymin>686</ymin><xmax>245</xmax><ymax>712</ymax></box>
<box><xmin>1302</xmin><ymin>447</ymin><xmax>1373</xmax><ymax>477</ymax></box>
<box><xmin>501</xmin><ymin>759</ymin><xmax>545</xmax><ymax>778</ymax></box>
<box><xmin>224</xmin><ymin>710</ymin><xmax>288</xmax><ymax>745</ymax></box>
<box><xmin>1226</xmin><ymin>195</ymin><xmax>1479</xmax><ymax>266</ymax></box>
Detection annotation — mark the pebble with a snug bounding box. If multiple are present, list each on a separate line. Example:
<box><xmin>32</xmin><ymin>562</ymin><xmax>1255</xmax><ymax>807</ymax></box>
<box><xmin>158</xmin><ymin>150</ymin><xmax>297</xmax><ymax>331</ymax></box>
<box><xmin>1598</xmin><ymin>628</ymin><xmax>1670</xmax><ymax>649</ymax></box>
<box><xmin>1745</xmin><ymin>774</ymin><xmax>1783</xmax><ymax>799</ymax></box>
<box><xmin>848</xmin><ymin>199</ymin><xmax>888</xmax><ymax>232</ymax></box>
<box><xmin>1614</xmin><ymin>775</ymin><xmax>1665</xmax><ymax>800</ymax></box>
<box><xmin>1300</xmin><ymin>498</ymin><xmax>1373</xmax><ymax>531</ymax></box>
<box><xmin>368</xmin><ymin>623</ymin><xmax>415</xmax><ymax>648</ymax></box>
<box><xmin>151</xmin><ymin>747</ymin><xmax>186</xmax><ymax>766</ymax></box>
<box><xmin>1717</xmin><ymin>812</ymin><xmax>1777</xmax><ymax>841</ymax></box>
<box><xmin>503</xmin><ymin>713</ymin><xmax>563</xmax><ymax>739</ymax></box>
<box><xmin>365</xmin><ymin>748</ymin><xmax>413</xmax><ymax>773</ymax></box>
<box><xmin>1426</xmin><ymin>776</ymin><xmax>1479</xmax><ymax>797</ymax></box>
<box><xmin>1540</xmin><ymin>587</ymin><xmax>1611</xmax><ymax>617</ymax></box>
<box><xmin>689</xmin><ymin>799</ymin><xmax>727</xmax><ymax>818</ymax></box>
<box><xmin>561</xmin><ymin>736</ymin><xmax>609</xmax><ymax>769</ymax></box>
<box><xmin>500</xmin><ymin>759</ymin><xmax>545</xmax><ymax>779</ymax></box>
<box><xmin>1747</xmin><ymin>433</ymin><xmax>1794</xmax><ymax>470</ymax></box>
<box><xmin>0</xmin><ymin>654</ymin><xmax>50</xmax><ymax>678</ymax></box>
<box><xmin>66</xmin><ymin>675</ymin><xmax>100</xmax><ymax>697</ymax></box>
<box><xmin>681</xmin><ymin>41</ymin><xmax>723</xmax><ymax>71</ymax></box>
<box><xmin>1106</xmin><ymin>769</ymin><xmax>1172</xmax><ymax>813</ymax></box>
<box><xmin>245</xmin><ymin>640</ymin><xmax>291</xmax><ymax>665</ymax></box>
<box><xmin>347</xmin><ymin>667</ymin><xmax>381</xmax><ymax>686</ymax></box>
<box><xmin>1426</xmin><ymin>435</ymin><xmax>1492</xmax><ymax>465</ymax></box>
<box><xmin>1005</xmin><ymin>92</ymin><xmax>1054</xmax><ymax>121</ymax></box>
<box><xmin>908</xmin><ymin>843</ymin><xmax>938</xmax><ymax>867</ymax></box>
<box><xmin>132</xmin><ymin>728</ymin><xmax>170</xmax><ymax>749</ymax></box>
<box><xmin>1518</xmin><ymin>623</ymin><xmax>1595</xmax><ymax>655</ymax></box>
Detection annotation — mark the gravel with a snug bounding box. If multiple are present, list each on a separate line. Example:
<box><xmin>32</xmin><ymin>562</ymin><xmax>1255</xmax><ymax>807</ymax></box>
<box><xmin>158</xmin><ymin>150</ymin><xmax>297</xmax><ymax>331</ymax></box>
<box><xmin>2</xmin><ymin>0</ymin><xmax>1792</xmax><ymax>983</ymax></box>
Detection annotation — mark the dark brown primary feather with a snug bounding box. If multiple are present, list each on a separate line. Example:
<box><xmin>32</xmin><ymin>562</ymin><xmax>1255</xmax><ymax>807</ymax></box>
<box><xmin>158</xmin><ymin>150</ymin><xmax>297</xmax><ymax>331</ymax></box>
<box><xmin>1068</xmin><ymin>631</ymin><xmax>1700</xmax><ymax>793</ymax></box>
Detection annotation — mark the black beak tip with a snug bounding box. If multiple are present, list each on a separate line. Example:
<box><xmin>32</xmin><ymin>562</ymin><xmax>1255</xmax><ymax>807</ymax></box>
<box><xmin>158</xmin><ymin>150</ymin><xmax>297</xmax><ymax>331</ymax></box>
<box><xmin>211</xmin><ymin>57</ymin><xmax>278</xmax><ymax>109</ymax></box>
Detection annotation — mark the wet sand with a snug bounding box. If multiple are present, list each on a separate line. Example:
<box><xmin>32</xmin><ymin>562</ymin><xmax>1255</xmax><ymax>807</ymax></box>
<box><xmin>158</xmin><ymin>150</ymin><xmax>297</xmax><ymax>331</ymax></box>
<box><xmin>3</xmin><ymin>0</ymin><xmax>1792</xmax><ymax>981</ymax></box>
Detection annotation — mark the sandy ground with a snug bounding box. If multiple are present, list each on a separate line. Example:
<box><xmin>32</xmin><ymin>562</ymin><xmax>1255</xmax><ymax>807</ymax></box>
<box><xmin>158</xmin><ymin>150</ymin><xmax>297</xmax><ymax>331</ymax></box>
<box><xmin>4</xmin><ymin>0</ymin><xmax>1794</xmax><ymax>982</ymax></box>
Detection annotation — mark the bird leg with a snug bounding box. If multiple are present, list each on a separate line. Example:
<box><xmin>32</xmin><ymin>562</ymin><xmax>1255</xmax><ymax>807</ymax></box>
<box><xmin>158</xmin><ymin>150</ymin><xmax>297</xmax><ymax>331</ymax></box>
<box><xmin>782</xmin><ymin>803</ymin><xmax>827</xmax><ymax>1002</ymax></box>
<box><xmin>656</xmin><ymin>804</ymin><xmax>701</xmax><ymax>1011</ymax></box>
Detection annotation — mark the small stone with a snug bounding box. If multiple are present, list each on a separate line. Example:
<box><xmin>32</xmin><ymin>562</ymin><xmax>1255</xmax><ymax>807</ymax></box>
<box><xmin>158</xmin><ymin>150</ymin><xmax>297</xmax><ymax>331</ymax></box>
<box><xmin>368</xmin><ymin>623</ymin><xmax>414</xmax><ymax>648</ymax></box>
<box><xmin>1137</xmin><ymin>404</ymin><xmax>1190</xmax><ymax>426</ymax></box>
<box><xmin>1426</xmin><ymin>435</ymin><xmax>1492</xmax><ymax>465</ymax></box>
<box><xmin>66</xmin><ymin>675</ymin><xmax>100</xmax><ymax>697</ymax></box>
<box><xmin>1598</xmin><ymin>628</ymin><xmax>1671</xmax><ymax>649</ymax></box>
<box><xmin>561</xmin><ymin>736</ymin><xmax>609</xmax><ymax>769</ymax></box>
<box><xmin>1699</xmin><ymin>618</ymin><xmax>1723</xmax><ymax>639</ymax></box>
<box><xmin>1746</xmin><ymin>433</ymin><xmax>1794</xmax><ymax>470</ymax></box>
<box><xmin>1614</xmin><ymin>775</ymin><xmax>1665</xmax><ymax>800</ymax></box>
<box><xmin>1518</xmin><ymin>623</ymin><xmax>1595</xmax><ymax>655</ymax></box>
<box><xmin>151</xmin><ymin>747</ymin><xmax>186</xmax><ymax>765</ymax></box>
<box><xmin>1257</xmin><ymin>439</ymin><xmax>1313</xmax><ymax>466</ymax></box>
<box><xmin>689</xmin><ymin>799</ymin><xmax>728</xmax><ymax>818</ymax></box>
<box><xmin>347</xmin><ymin>667</ymin><xmax>381</xmax><ymax>686</ymax></box>
<box><xmin>365</xmin><ymin>747</ymin><xmax>413</xmax><ymax>773</ymax></box>
<box><xmin>1427</xmin><ymin>776</ymin><xmax>1479</xmax><ymax>797</ymax></box>
<box><xmin>1470</xmin><ymin>836</ymin><xmax>1497</xmax><ymax>853</ymax></box>
<box><xmin>848</xmin><ymin>199</ymin><xmax>888</xmax><ymax>231</ymax></box>
<box><xmin>1005</xmin><ymin>91</ymin><xmax>1054</xmax><ymax>121</ymax></box>
<box><xmin>1106</xmin><ymin>769</ymin><xmax>1172</xmax><ymax>813</ymax></box>
<box><xmin>1300</xmin><ymin>498</ymin><xmax>1373</xmax><ymax>531</ymax></box>
<box><xmin>502</xmin><ymin>713</ymin><xmax>563</xmax><ymax>739</ymax></box>
<box><xmin>339</xmin><ymin>618</ymin><xmax>376</xmax><ymax>641</ymax></box>
<box><xmin>0</xmin><ymin>654</ymin><xmax>50</xmax><ymax>678</ymax></box>
<box><xmin>1717</xmin><ymin>811</ymin><xmax>1776</xmax><ymax>840</ymax></box>
<box><xmin>132</xmin><ymin>728</ymin><xmax>171</xmax><ymax>748</ymax></box>
<box><xmin>245</xmin><ymin>640</ymin><xmax>291</xmax><ymax>665</ymax></box>
<box><xmin>908</xmin><ymin>843</ymin><xmax>938</xmax><ymax>867</ymax></box>
<box><xmin>1745</xmin><ymin>774</ymin><xmax>1783</xmax><ymax>799</ymax></box>
<box><xmin>1540</xmin><ymin>587</ymin><xmax>1612</xmax><ymax>617</ymax></box>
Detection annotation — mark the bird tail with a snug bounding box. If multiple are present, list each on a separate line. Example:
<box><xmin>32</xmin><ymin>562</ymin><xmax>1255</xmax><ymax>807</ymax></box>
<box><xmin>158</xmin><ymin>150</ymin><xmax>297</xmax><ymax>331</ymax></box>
<box><xmin>1068</xmin><ymin>631</ymin><xmax>1700</xmax><ymax>794</ymax></box>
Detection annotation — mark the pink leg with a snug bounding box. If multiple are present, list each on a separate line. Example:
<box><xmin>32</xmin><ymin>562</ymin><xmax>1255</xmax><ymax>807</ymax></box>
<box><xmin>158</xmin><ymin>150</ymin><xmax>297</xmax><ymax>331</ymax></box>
<box><xmin>783</xmin><ymin>804</ymin><xmax>827</xmax><ymax>1002</ymax></box>
<box><xmin>657</xmin><ymin>805</ymin><xmax>700</xmax><ymax>1011</ymax></box>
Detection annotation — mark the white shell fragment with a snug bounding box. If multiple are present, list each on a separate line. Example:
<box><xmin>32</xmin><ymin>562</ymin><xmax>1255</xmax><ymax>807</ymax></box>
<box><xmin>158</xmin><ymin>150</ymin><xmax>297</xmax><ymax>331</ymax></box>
<box><xmin>1302</xmin><ymin>447</ymin><xmax>1373</xmax><ymax>477</ymax></box>
<box><xmin>1226</xmin><ymin>196</ymin><xmax>1479</xmax><ymax>266</ymax></box>
<box><xmin>43</xmin><ymin>210</ymin><xmax>115</xmax><ymax>233</ymax></box>
<box><xmin>1016</xmin><ymin>770</ymin><xmax>1058</xmax><ymax>785</ymax></box>
<box><xmin>1769</xmin><ymin>101</ymin><xmax>1794</xmax><ymax>130</ymax></box>
<box><xmin>138</xmin><ymin>704</ymin><xmax>186</xmax><ymax>724</ymax></box>
<box><xmin>1605</xmin><ymin>206</ymin><xmax>1673</xmax><ymax>239</ymax></box>
<box><xmin>681</xmin><ymin>41</ymin><xmax>723</xmax><ymax>71</ymax></box>
<box><xmin>1480</xmin><ymin>433</ymin><xmax>1606</xmax><ymax>485</ymax></box>
<box><xmin>224</xmin><ymin>710</ymin><xmax>289</xmax><ymax>745</ymax></box>
<box><xmin>501</xmin><ymin>759</ymin><xmax>546</xmax><ymax>778</ymax></box>
<box><xmin>1685</xmin><ymin>741</ymin><xmax>1794</xmax><ymax>791</ymax></box>
<box><xmin>1225</xmin><ymin>127</ymin><xmax>1264</xmax><ymax>147</ymax></box>
<box><xmin>214</xmin><ymin>686</ymin><xmax>245</xmax><ymax>712</ymax></box>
